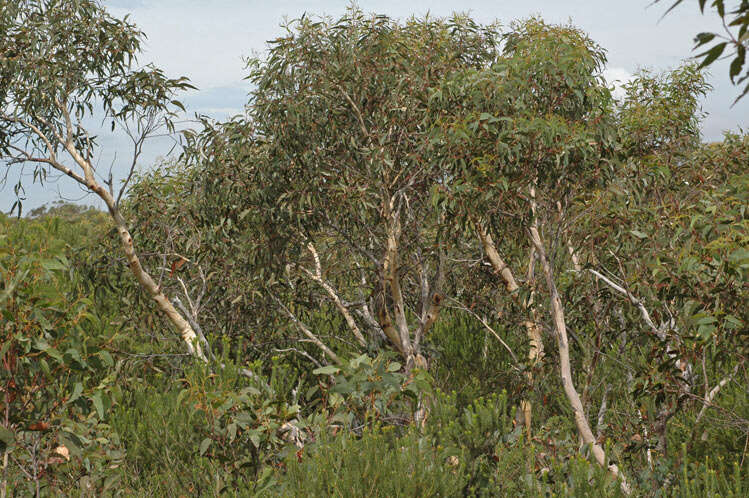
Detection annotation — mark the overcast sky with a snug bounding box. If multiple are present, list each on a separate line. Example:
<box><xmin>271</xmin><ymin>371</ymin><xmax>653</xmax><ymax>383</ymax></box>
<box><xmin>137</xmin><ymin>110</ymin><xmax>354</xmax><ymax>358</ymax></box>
<box><xmin>3</xmin><ymin>0</ymin><xmax>747</xmax><ymax>213</ymax></box>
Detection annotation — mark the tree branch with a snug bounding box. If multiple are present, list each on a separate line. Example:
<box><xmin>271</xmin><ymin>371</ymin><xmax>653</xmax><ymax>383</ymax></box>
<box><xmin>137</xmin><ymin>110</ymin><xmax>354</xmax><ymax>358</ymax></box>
<box><xmin>447</xmin><ymin>297</ymin><xmax>519</xmax><ymax>364</ymax></box>
<box><xmin>300</xmin><ymin>242</ymin><xmax>367</xmax><ymax>347</ymax></box>
<box><xmin>271</xmin><ymin>294</ymin><xmax>340</xmax><ymax>365</ymax></box>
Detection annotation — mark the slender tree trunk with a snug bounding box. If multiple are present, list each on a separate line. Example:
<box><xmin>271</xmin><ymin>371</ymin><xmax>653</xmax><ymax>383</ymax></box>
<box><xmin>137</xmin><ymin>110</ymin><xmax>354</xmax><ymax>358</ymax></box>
<box><xmin>529</xmin><ymin>226</ymin><xmax>629</xmax><ymax>493</ymax></box>
<box><xmin>477</xmin><ymin>222</ymin><xmax>543</xmax><ymax>436</ymax></box>
<box><xmin>63</xmin><ymin>143</ymin><xmax>207</xmax><ymax>361</ymax></box>
<box><xmin>110</xmin><ymin>209</ymin><xmax>207</xmax><ymax>361</ymax></box>
<box><xmin>9</xmin><ymin>107</ymin><xmax>207</xmax><ymax>362</ymax></box>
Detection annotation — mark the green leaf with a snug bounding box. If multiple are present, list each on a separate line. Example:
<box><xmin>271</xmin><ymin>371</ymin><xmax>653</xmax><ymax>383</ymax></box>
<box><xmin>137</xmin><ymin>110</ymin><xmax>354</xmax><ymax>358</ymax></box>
<box><xmin>693</xmin><ymin>32</ymin><xmax>716</xmax><ymax>48</ymax></box>
<box><xmin>312</xmin><ymin>365</ymin><xmax>341</xmax><ymax>375</ymax></box>
<box><xmin>199</xmin><ymin>437</ymin><xmax>212</xmax><ymax>456</ymax></box>
<box><xmin>723</xmin><ymin>315</ymin><xmax>743</xmax><ymax>329</ymax></box>
<box><xmin>350</xmin><ymin>353</ymin><xmax>370</xmax><ymax>368</ymax></box>
<box><xmin>68</xmin><ymin>382</ymin><xmax>83</xmax><ymax>404</ymax></box>
<box><xmin>729</xmin><ymin>45</ymin><xmax>746</xmax><ymax>81</ymax></box>
<box><xmin>0</xmin><ymin>426</ymin><xmax>15</xmax><ymax>448</ymax></box>
<box><xmin>0</xmin><ymin>269</ymin><xmax>29</xmax><ymax>305</ymax></box>
<box><xmin>248</xmin><ymin>430</ymin><xmax>261</xmax><ymax>448</ymax></box>
<box><xmin>727</xmin><ymin>248</ymin><xmax>749</xmax><ymax>264</ymax></box>
<box><xmin>92</xmin><ymin>392</ymin><xmax>105</xmax><ymax>420</ymax></box>
<box><xmin>694</xmin><ymin>314</ymin><xmax>716</xmax><ymax>325</ymax></box>
<box><xmin>305</xmin><ymin>385</ymin><xmax>319</xmax><ymax>400</ymax></box>
<box><xmin>630</xmin><ymin>230</ymin><xmax>648</xmax><ymax>239</ymax></box>
<box><xmin>698</xmin><ymin>324</ymin><xmax>716</xmax><ymax>340</ymax></box>
<box><xmin>386</xmin><ymin>362</ymin><xmax>402</xmax><ymax>372</ymax></box>
<box><xmin>35</xmin><ymin>340</ymin><xmax>63</xmax><ymax>363</ymax></box>
<box><xmin>98</xmin><ymin>350</ymin><xmax>114</xmax><ymax>368</ymax></box>
<box><xmin>41</xmin><ymin>258</ymin><xmax>67</xmax><ymax>271</ymax></box>
<box><xmin>697</xmin><ymin>42</ymin><xmax>728</xmax><ymax>69</ymax></box>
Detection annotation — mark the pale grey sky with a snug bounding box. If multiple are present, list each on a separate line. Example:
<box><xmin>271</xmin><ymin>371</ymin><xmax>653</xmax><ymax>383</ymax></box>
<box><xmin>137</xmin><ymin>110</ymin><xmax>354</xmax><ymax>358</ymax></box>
<box><xmin>3</xmin><ymin>0</ymin><xmax>747</xmax><ymax>212</ymax></box>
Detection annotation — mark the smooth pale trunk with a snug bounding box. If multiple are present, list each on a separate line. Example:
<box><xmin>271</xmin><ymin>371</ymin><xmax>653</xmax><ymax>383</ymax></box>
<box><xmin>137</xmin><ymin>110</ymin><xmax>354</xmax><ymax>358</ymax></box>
<box><xmin>64</xmin><ymin>141</ymin><xmax>207</xmax><ymax>361</ymax></box>
<box><xmin>530</xmin><ymin>226</ymin><xmax>629</xmax><ymax>493</ymax></box>
<box><xmin>477</xmin><ymin>223</ymin><xmax>543</xmax><ymax>436</ymax></box>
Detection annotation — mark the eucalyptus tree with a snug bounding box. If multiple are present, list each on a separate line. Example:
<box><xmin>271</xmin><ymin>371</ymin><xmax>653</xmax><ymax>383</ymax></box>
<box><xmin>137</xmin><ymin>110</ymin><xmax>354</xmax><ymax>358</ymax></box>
<box><xmin>119</xmin><ymin>122</ymin><xmax>280</xmax><ymax>361</ymax></box>
<box><xmin>0</xmin><ymin>1</ymin><xmax>206</xmax><ymax>358</ymax></box>
<box><xmin>617</xmin><ymin>64</ymin><xmax>710</xmax><ymax>160</ymax></box>
<box><xmin>429</xmin><ymin>19</ymin><xmax>627</xmax><ymax>487</ymax></box>
<box><xmin>577</xmin><ymin>67</ymin><xmax>746</xmax><ymax>461</ymax></box>
<box><xmin>244</xmin><ymin>9</ymin><xmax>500</xmax><ymax>370</ymax></box>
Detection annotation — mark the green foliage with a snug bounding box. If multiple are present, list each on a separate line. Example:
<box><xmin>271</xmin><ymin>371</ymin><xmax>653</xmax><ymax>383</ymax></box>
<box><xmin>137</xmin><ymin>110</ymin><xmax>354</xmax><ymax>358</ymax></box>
<box><xmin>618</xmin><ymin>64</ymin><xmax>710</xmax><ymax>158</ymax></box>
<box><xmin>277</xmin><ymin>428</ymin><xmax>467</xmax><ymax>497</ymax></box>
<box><xmin>178</xmin><ymin>361</ymin><xmax>298</xmax><ymax>476</ymax></box>
<box><xmin>115</xmin><ymin>157</ymin><xmax>279</xmax><ymax>355</ymax></box>
<box><xmin>1</xmin><ymin>3</ymin><xmax>747</xmax><ymax>496</ymax></box>
<box><xmin>309</xmin><ymin>354</ymin><xmax>428</xmax><ymax>429</ymax></box>
<box><xmin>430</xmin><ymin>17</ymin><xmax>617</xmax><ymax>221</ymax></box>
<box><xmin>0</xmin><ymin>0</ymin><xmax>194</xmax><ymax>215</ymax></box>
<box><xmin>428</xmin><ymin>313</ymin><xmax>522</xmax><ymax>405</ymax></box>
<box><xmin>654</xmin><ymin>0</ymin><xmax>749</xmax><ymax>102</ymax></box>
<box><xmin>0</xmin><ymin>211</ymin><xmax>123</xmax><ymax>495</ymax></box>
<box><xmin>671</xmin><ymin>445</ymin><xmax>747</xmax><ymax>497</ymax></box>
<box><xmin>230</xmin><ymin>8</ymin><xmax>505</xmax><ymax>364</ymax></box>
<box><xmin>111</xmin><ymin>375</ymin><xmax>259</xmax><ymax>495</ymax></box>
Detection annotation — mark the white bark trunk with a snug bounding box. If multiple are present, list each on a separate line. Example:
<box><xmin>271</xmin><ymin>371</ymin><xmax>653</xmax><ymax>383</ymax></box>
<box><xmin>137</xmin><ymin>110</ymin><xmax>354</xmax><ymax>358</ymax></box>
<box><xmin>11</xmin><ymin>106</ymin><xmax>208</xmax><ymax>362</ymax></box>
<box><xmin>530</xmin><ymin>226</ymin><xmax>629</xmax><ymax>493</ymax></box>
<box><xmin>64</xmin><ymin>137</ymin><xmax>206</xmax><ymax>361</ymax></box>
<box><xmin>477</xmin><ymin>221</ymin><xmax>543</xmax><ymax>436</ymax></box>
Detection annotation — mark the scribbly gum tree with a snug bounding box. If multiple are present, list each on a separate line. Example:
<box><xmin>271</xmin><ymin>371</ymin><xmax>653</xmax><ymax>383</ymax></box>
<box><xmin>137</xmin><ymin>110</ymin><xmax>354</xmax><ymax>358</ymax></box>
<box><xmin>0</xmin><ymin>0</ymin><xmax>204</xmax><ymax>358</ymax></box>
<box><xmin>430</xmin><ymin>19</ymin><xmax>628</xmax><ymax>487</ymax></box>
<box><xmin>245</xmin><ymin>10</ymin><xmax>500</xmax><ymax>370</ymax></box>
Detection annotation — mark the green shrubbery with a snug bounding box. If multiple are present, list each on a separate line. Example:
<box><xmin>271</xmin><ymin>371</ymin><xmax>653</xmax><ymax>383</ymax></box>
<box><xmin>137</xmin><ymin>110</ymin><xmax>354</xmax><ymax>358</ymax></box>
<box><xmin>2</xmin><ymin>201</ymin><xmax>746</xmax><ymax>496</ymax></box>
<box><xmin>0</xmin><ymin>212</ymin><xmax>124</xmax><ymax>495</ymax></box>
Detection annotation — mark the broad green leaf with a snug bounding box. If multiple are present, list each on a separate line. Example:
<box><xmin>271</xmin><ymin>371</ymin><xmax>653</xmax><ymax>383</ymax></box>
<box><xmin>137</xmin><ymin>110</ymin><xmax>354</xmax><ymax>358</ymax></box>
<box><xmin>312</xmin><ymin>365</ymin><xmax>341</xmax><ymax>375</ymax></box>
<box><xmin>68</xmin><ymin>382</ymin><xmax>83</xmax><ymax>404</ymax></box>
<box><xmin>92</xmin><ymin>392</ymin><xmax>105</xmax><ymax>420</ymax></box>
<box><xmin>41</xmin><ymin>258</ymin><xmax>67</xmax><ymax>271</ymax></box>
<box><xmin>98</xmin><ymin>350</ymin><xmax>114</xmax><ymax>368</ymax></box>
<box><xmin>199</xmin><ymin>437</ymin><xmax>212</xmax><ymax>456</ymax></box>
